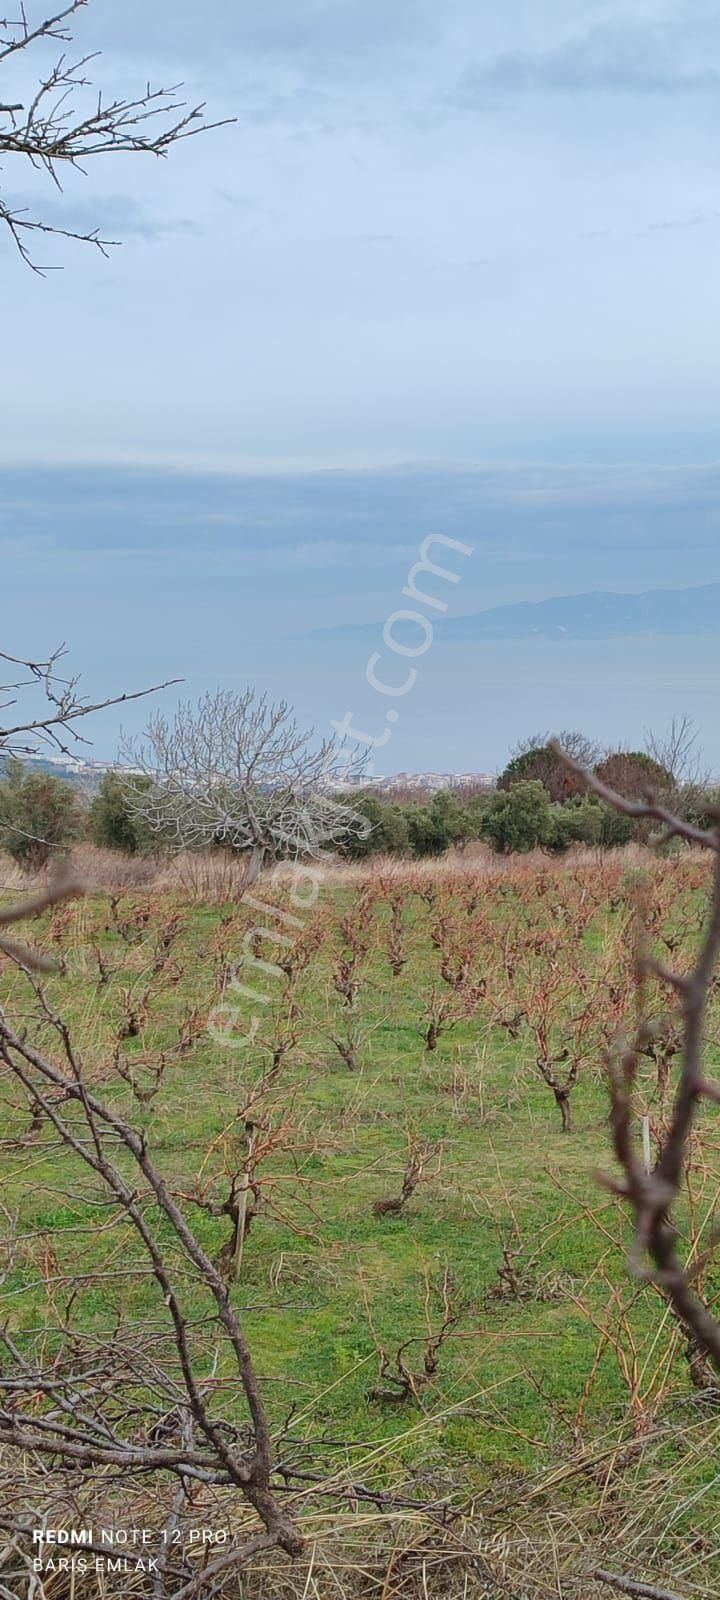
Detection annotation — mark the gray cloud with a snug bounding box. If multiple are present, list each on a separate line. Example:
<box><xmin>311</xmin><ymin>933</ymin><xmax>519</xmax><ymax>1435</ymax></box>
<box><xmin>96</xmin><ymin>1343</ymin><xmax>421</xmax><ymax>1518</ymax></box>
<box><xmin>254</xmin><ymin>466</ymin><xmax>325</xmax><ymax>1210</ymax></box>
<box><xmin>454</xmin><ymin>22</ymin><xmax>720</xmax><ymax>100</ymax></box>
<box><xmin>643</xmin><ymin>208</ymin><xmax>720</xmax><ymax>233</ymax></box>
<box><xmin>85</xmin><ymin>0</ymin><xmax>468</xmax><ymax>77</ymax></box>
<box><xmin>5</xmin><ymin>0</ymin><xmax>720</xmax><ymax>477</ymax></box>
<box><xmin>9</xmin><ymin>192</ymin><xmax>201</xmax><ymax>244</ymax></box>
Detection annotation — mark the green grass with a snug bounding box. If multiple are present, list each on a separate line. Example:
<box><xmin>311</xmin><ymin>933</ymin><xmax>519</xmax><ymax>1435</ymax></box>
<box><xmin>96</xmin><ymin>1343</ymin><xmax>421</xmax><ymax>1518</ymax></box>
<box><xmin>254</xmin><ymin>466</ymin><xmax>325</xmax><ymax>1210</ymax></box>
<box><xmin>2</xmin><ymin>855</ymin><xmax>720</xmax><ymax>1586</ymax></box>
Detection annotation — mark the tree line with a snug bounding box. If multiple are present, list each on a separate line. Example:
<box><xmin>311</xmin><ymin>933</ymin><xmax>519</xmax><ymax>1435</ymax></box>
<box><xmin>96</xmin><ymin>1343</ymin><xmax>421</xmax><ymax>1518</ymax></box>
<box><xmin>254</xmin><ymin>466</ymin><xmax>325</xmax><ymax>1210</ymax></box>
<box><xmin>2</xmin><ymin>722</ymin><xmax>717</xmax><ymax>870</ymax></box>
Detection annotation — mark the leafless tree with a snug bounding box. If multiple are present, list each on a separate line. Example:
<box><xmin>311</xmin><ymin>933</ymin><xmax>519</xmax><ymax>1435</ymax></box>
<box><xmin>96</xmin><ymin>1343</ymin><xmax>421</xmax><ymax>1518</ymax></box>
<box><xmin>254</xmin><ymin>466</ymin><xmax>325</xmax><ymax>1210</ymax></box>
<box><xmin>644</xmin><ymin>713</ymin><xmax>709</xmax><ymax>822</ymax></box>
<box><xmin>124</xmin><ymin>689</ymin><xmax>366</xmax><ymax>887</ymax></box>
<box><xmin>644</xmin><ymin>715</ymin><xmax>704</xmax><ymax>789</ymax></box>
<box><xmin>554</xmin><ymin>738</ymin><xmax>720</xmax><ymax>1373</ymax></box>
<box><xmin>511</xmin><ymin>730</ymin><xmax>599</xmax><ymax>768</ymax></box>
<box><xmin>0</xmin><ymin>0</ymin><xmax>229</xmax><ymax>269</ymax></box>
<box><xmin>552</xmin><ymin>729</ymin><xmax>601</xmax><ymax>768</ymax></box>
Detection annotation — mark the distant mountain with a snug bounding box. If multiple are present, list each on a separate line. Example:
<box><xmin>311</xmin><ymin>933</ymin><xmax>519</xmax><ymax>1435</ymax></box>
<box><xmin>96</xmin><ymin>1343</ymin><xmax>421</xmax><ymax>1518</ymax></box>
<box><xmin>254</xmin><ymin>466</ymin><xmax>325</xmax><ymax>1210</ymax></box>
<box><xmin>310</xmin><ymin>582</ymin><xmax>720</xmax><ymax>643</ymax></box>
<box><xmin>444</xmin><ymin>582</ymin><xmax>720</xmax><ymax>642</ymax></box>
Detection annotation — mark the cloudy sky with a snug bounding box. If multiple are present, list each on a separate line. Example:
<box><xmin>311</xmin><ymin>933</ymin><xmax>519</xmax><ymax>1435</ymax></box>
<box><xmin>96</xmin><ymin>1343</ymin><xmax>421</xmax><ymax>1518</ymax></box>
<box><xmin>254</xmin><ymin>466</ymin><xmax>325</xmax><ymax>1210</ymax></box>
<box><xmin>2</xmin><ymin>0</ymin><xmax>720</xmax><ymax>769</ymax></box>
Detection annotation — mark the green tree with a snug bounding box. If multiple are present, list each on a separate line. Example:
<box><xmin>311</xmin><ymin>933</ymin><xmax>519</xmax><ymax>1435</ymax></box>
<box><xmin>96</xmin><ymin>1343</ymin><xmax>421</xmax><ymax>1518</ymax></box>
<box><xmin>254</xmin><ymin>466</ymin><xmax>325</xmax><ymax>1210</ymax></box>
<box><xmin>381</xmin><ymin>804</ymin><xmax>412</xmax><ymax>856</ymax></box>
<box><xmin>0</xmin><ymin>762</ymin><xmax>84</xmax><ymax>869</ymax></box>
<box><xmin>594</xmin><ymin>804</ymin><xmax>633</xmax><ymax>848</ymax></box>
<box><xmin>550</xmin><ymin>795</ymin><xmax>633</xmax><ymax>851</ymax></box>
<box><xmin>427</xmin><ymin>790</ymin><xmax>474</xmax><ymax>848</ymax></box>
<box><xmin>465</xmin><ymin>791</ymin><xmax>493</xmax><ymax>836</ymax></box>
<box><xmin>406</xmin><ymin>803</ymin><xmax>452</xmax><ymax>857</ymax></box>
<box><xmin>339</xmin><ymin>793</ymin><xmax>410</xmax><ymax>859</ymax></box>
<box><xmin>90</xmin><ymin>772</ymin><xmax>155</xmax><ymax>854</ymax></box>
<box><xmin>498</xmin><ymin>744</ymin><xmax>557</xmax><ymax>791</ymax></box>
<box><xmin>480</xmin><ymin>780</ymin><xmax>554</xmax><ymax>854</ymax></box>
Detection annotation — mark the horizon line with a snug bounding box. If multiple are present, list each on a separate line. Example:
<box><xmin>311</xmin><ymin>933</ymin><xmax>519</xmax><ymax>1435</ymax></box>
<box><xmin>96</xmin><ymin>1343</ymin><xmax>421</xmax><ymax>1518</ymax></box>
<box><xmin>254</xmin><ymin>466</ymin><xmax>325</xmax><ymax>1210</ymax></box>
<box><xmin>3</xmin><ymin>455</ymin><xmax>720</xmax><ymax>480</ymax></box>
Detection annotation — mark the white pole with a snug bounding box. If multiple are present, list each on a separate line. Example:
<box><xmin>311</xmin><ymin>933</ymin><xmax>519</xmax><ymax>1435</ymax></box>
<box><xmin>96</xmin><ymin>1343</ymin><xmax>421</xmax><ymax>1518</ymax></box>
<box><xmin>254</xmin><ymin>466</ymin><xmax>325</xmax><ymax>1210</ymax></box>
<box><xmin>641</xmin><ymin>1114</ymin><xmax>652</xmax><ymax>1175</ymax></box>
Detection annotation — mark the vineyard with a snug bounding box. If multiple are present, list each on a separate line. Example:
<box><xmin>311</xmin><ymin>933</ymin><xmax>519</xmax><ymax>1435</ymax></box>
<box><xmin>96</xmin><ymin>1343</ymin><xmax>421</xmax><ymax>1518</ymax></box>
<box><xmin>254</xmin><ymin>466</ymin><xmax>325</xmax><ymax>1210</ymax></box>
<box><xmin>1</xmin><ymin>851</ymin><xmax>720</xmax><ymax>1596</ymax></box>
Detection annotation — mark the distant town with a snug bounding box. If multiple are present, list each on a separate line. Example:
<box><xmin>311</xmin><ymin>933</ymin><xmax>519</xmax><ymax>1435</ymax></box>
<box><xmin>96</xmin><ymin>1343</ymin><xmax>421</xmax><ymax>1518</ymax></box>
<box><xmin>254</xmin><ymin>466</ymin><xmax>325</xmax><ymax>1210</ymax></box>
<box><xmin>2</xmin><ymin>752</ymin><xmax>498</xmax><ymax>795</ymax></box>
<box><xmin>334</xmin><ymin>770</ymin><xmax>497</xmax><ymax>794</ymax></box>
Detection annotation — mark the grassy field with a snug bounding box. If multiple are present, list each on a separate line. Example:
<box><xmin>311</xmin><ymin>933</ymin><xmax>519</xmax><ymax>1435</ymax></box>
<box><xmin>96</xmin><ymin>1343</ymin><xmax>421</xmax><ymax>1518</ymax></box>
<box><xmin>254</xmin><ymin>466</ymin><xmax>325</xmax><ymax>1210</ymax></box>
<box><xmin>1</xmin><ymin>851</ymin><xmax>720</xmax><ymax>1596</ymax></box>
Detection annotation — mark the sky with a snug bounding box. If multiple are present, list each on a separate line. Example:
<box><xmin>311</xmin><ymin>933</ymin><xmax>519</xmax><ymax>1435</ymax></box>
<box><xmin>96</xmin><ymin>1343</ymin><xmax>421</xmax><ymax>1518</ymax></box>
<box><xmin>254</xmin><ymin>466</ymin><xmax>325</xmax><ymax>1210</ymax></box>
<box><xmin>2</xmin><ymin>1</ymin><xmax>720</xmax><ymax>770</ymax></box>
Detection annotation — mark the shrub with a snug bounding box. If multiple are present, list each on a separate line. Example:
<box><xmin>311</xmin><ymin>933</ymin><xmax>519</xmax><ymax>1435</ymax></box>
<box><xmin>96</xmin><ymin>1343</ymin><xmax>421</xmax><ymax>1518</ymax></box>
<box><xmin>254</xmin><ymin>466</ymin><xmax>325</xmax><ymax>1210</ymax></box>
<box><xmin>682</xmin><ymin>786</ymin><xmax>720</xmax><ymax>832</ymax></box>
<box><xmin>550</xmin><ymin>795</ymin><xmax>633</xmax><ymax>851</ymax></box>
<box><xmin>406</xmin><ymin>803</ymin><xmax>452</xmax><ymax>857</ymax></box>
<box><xmin>426</xmin><ymin>790</ymin><xmax>475</xmax><ymax>848</ymax></box>
<box><xmin>0</xmin><ymin>761</ymin><xmax>84</xmax><ymax>869</ymax></box>
<box><xmin>480</xmin><ymin>780</ymin><xmax>554</xmax><ymax>854</ymax></box>
<box><xmin>90</xmin><ymin>772</ymin><xmax>155</xmax><ymax>855</ymax></box>
<box><xmin>376</xmin><ymin>802</ymin><xmax>411</xmax><ymax>856</ymax></box>
<box><xmin>340</xmin><ymin>793</ymin><xmax>410</xmax><ymax>859</ymax></box>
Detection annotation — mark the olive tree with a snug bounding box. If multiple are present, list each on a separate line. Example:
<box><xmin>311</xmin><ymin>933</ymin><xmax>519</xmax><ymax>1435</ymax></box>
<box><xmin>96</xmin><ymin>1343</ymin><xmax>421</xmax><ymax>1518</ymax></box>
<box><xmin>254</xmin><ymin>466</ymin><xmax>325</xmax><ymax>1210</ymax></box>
<box><xmin>0</xmin><ymin>759</ymin><xmax>83</xmax><ymax>868</ymax></box>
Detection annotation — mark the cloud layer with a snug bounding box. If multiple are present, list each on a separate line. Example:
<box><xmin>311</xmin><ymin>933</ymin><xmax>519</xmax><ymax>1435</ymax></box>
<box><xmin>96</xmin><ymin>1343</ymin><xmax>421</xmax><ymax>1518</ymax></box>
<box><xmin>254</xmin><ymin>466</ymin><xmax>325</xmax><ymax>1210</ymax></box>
<box><xmin>456</xmin><ymin>20</ymin><xmax>720</xmax><ymax>101</ymax></box>
<box><xmin>2</xmin><ymin>1</ymin><xmax>720</xmax><ymax>469</ymax></box>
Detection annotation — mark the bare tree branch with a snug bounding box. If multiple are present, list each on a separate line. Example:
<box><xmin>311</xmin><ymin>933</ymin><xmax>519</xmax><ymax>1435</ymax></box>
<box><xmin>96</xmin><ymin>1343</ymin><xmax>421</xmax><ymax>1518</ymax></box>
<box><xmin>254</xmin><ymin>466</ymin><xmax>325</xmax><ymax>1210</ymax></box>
<box><xmin>0</xmin><ymin>642</ymin><xmax>181</xmax><ymax>758</ymax></box>
<box><xmin>644</xmin><ymin>714</ymin><xmax>704</xmax><ymax>789</ymax></box>
<box><xmin>0</xmin><ymin>887</ymin><xmax>304</xmax><ymax>1564</ymax></box>
<box><xmin>0</xmin><ymin>862</ymin><xmax>83</xmax><ymax>967</ymax></box>
<box><xmin>0</xmin><ymin>0</ymin><xmax>233</xmax><ymax>268</ymax></box>
<box><xmin>550</xmin><ymin>739</ymin><xmax>715</xmax><ymax>847</ymax></box>
<box><xmin>555</xmin><ymin>738</ymin><xmax>720</xmax><ymax>1372</ymax></box>
<box><xmin>124</xmin><ymin>689</ymin><xmax>367</xmax><ymax>884</ymax></box>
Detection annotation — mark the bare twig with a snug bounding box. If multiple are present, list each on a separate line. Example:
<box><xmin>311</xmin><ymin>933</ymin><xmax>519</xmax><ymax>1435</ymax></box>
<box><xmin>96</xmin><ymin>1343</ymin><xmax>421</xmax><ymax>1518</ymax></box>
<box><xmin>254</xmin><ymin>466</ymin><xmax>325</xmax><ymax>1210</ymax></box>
<box><xmin>0</xmin><ymin>866</ymin><xmax>84</xmax><ymax>968</ymax></box>
<box><xmin>0</xmin><ymin>886</ymin><xmax>304</xmax><ymax>1562</ymax></box>
<box><xmin>0</xmin><ymin>0</ymin><xmax>233</xmax><ymax>269</ymax></box>
<box><xmin>550</xmin><ymin>739</ymin><xmax>715</xmax><ymax>848</ymax></box>
<box><xmin>0</xmin><ymin>648</ymin><xmax>181</xmax><ymax>756</ymax></box>
<box><xmin>594</xmin><ymin>1569</ymin><xmax>686</xmax><ymax>1600</ymax></box>
<box><xmin>555</xmin><ymin>738</ymin><xmax>720</xmax><ymax>1371</ymax></box>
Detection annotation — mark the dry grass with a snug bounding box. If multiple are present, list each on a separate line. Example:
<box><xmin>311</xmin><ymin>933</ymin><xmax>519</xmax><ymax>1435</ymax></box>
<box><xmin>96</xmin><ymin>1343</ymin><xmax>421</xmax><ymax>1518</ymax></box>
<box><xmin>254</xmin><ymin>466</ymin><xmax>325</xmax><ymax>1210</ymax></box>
<box><xmin>0</xmin><ymin>844</ymin><xmax>159</xmax><ymax>894</ymax></box>
<box><xmin>0</xmin><ymin>841</ymin><xmax>672</xmax><ymax>902</ymax></box>
<box><xmin>5</xmin><ymin>1417</ymin><xmax>717</xmax><ymax>1599</ymax></box>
